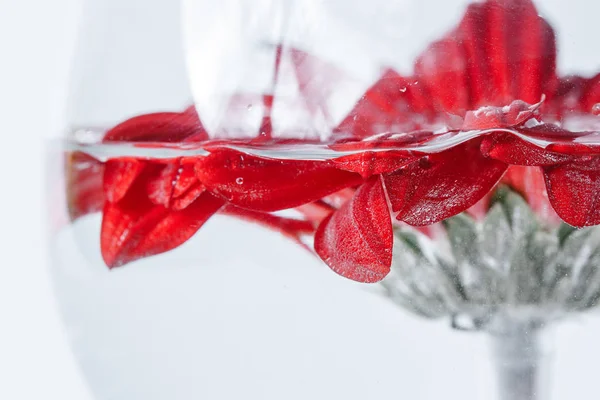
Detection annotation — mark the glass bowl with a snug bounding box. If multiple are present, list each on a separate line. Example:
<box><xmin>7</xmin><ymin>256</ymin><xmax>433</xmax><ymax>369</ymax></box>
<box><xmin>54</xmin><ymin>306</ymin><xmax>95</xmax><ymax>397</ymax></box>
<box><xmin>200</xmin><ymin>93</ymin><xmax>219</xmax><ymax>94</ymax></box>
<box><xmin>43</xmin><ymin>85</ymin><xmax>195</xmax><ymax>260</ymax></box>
<box><xmin>48</xmin><ymin>0</ymin><xmax>600</xmax><ymax>399</ymax></box>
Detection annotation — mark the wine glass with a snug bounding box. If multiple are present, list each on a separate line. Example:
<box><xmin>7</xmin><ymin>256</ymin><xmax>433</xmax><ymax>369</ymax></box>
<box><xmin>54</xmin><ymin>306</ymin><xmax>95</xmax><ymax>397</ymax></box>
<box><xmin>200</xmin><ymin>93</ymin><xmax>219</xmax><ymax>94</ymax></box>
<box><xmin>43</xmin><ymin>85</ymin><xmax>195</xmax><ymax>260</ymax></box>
<box><xmin>48</xmin><ymin>0</ymin><xmax>600</xmax><ymax>399</ymax></box>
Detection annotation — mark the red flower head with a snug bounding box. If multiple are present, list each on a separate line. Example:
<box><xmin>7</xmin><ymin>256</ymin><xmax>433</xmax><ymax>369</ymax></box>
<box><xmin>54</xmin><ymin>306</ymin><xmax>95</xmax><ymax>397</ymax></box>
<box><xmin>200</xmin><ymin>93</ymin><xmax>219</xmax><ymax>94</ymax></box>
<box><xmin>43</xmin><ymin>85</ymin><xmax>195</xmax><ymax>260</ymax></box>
<box><xmin>68</xmin><ymin>0</ymin><xmax>600</xmax><ymax>282</ymax></box>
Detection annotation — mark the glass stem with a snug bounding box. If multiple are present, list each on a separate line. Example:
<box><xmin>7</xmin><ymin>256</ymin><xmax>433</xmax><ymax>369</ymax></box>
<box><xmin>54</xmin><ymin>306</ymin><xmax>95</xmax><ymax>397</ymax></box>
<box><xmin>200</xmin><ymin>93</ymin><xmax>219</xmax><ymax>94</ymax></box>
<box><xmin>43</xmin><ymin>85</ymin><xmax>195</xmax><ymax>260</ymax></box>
<box><xmin>488</xmin><ymin>318</ymin><xmax>554</xmax><ymax>400</ymax></box>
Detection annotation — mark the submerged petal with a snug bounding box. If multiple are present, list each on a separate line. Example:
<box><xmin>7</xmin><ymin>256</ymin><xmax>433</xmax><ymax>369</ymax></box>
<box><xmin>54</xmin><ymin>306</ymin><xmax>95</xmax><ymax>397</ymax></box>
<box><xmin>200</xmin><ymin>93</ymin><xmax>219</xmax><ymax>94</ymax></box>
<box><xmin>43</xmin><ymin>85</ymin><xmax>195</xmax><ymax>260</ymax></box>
<box><xmin>66</xmin><ymin>152</ymin><xmax>105</xmax><ymax>220</ymax></box>
<box><xmin>481</xmin><ymin>131</ymin><xmax>574</xmax><ymax>166</ymax></box>
<box><xmin>384</xmin><ymin>139</ymin><xmax>507</xmax><ymax>226</ymax></box>
<box><xmin>103</xmin><ymin>158</ymin><xmax>146</xmax><ymax>203</ymax></box>
<box><xmin>195</xmin><ymin>148</ymin><xmax>363</xmax><ymax>212</ymax></box>
<box><xmin>314</xmin><ymin>176</ymin><xmax>393</xmax><ymax>283</ymax></box>
<box><xmin>146</xmin><ymin>161</ymin><xmax>200</xmax><ymax>209</ymax></box>
<box><xmin>503</xmin><ymin>165</ymin><xmax>560</xmax><ymax>224</ymax></box>
<box><xmin>331</xmin><ymin>150</ymin><xmax>418</xmax><ymax>178</ymax></box>
<box><xmin>544</xmin><ymin>157</ymin><xmax>600</xmax><ymax>227</ymax></box>
<box><xmin>101</xmin><ymin>175</ymin><xmax>224</xmax><ymax>268</ymax></box>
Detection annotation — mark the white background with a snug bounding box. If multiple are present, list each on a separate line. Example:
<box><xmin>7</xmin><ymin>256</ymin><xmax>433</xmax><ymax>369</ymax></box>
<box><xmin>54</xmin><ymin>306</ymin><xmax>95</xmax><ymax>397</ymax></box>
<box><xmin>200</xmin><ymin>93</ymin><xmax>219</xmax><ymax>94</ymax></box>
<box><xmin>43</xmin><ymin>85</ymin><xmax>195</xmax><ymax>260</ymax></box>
<box><xmin>0</xmin><ymin>0</ymin><xmax>93</xmax><ymax>398</ymax></box>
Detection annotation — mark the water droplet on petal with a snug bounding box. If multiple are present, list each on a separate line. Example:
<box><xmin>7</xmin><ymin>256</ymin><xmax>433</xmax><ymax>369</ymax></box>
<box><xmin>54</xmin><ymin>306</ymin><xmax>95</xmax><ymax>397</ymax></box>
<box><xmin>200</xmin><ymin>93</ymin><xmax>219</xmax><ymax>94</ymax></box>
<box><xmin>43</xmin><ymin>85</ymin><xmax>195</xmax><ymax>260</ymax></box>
<box><xmin>592</xmin><ymin>103</ymin><xmax>600</xmax><ymax>116</ymax></box>
<box><xmin>247</xmin><ymin>104</ymin><xmax>253</xmax><ymax>111</ymax></box>
<box><xmin>236</xmin><ymin>177</ymin><xmax>244</xmax><ymax>185</ymax></box>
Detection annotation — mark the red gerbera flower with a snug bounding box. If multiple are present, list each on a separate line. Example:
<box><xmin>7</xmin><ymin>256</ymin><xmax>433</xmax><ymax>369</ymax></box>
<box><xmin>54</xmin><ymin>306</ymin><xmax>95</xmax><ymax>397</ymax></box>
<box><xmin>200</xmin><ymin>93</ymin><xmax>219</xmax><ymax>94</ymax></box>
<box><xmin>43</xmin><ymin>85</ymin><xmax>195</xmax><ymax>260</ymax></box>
<box><xmin>68</xmin><ymin>0</ymin><xmax>599</xmax><ymax>283</ymax></box>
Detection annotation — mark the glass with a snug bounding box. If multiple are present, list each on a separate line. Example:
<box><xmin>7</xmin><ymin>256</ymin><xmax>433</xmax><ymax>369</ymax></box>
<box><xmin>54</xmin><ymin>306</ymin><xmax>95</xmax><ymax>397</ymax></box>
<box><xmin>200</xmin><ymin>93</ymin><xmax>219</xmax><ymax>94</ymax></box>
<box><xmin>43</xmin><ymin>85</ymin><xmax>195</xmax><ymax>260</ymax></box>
<box><xmin>47</xmin><ymin>0</ymin><xmax>600</xmax><ymax>399</ymax></box>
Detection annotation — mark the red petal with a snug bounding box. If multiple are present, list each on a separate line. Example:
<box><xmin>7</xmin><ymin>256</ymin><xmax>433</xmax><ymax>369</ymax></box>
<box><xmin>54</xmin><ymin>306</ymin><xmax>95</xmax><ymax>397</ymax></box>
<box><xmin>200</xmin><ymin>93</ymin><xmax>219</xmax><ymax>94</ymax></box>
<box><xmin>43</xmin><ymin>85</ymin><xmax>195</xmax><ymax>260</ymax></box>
<box><xmin>481</xmin><ymin>131</ymin><xmax>573</xmax><ymax>166</ymax></box>
<box><xmin>221</xmin><ymin>205</ymin><xmax>315</xmax><ymax>248</ymax></box>
<box><xmin>414</xmin><ymin>0</ymin><xmax>557</xmax><ymax>111</ymax></box>
<box><xmin>546</xmin><ymin>143</ymin><xmax>600</xmax><ymax>156</ymax></box>
<box><xmin>102</xmin><ymin>106</ymin><xmax>206</xmax><ymax>206</ymax></box>
<box><xmin>544</xmin><ymin>157</ymin><xmax>600</xmax><ymax>227</ymax></box>
<box><xmin>195</xmin><ymin>149</ymin><xmax>363</xmax><ymax>212</ymax></box>
<box><xmin>415</xmin><ymin>35</ymin><xmax>470</xmax><ymax>115</ymax></box>
<box><xmin>384</xmin><ymin>139</ymin><xmax>507</xmax><ymax>226</ymax></box>
<box><xmin>330</xmin><ymin>130</ymin><xmax>435</xmax><ymax>152</ymax></box>
<box><xmin>484</xmin><ymin>0</ymin><xmax>556</xmax><ymax>104</ymax></box>
<box><xmin>517</xmin><ymin>124</ymin><xmax>599</xmax><ymax>156</ymax></box>
<box><xmin>509</xmin><ymin>1</ymin><xmax>557</xmax><ymax>104</ymax></box>
<box><xmin>314</xmin><ymin>177</ymin><xmax>392</xmax><ymax>283</ymax></box>
<box><xmin>335</xmin><ymin>70</ymin><xmax>434</xmax><ymax>138</ymax></box>
<box><xmin>552</xmin><ymin>76</ymin><xmax>589</xmax><ymax>114</ymax></box>
<box><xmin>460</xmin><ymin>2</ymin><xmax>496</xmax><ymax>106</ymax></box>
<box><xmin>65</xmin><ymin>152</ymin><xmax>105</xmax><ymax>220</ymax></box>
<box><xmin>331</xmin><ymin>150</ymin><xmax>418</xmax><ymax>178</ymax></box>
<box><xmin>522</xmin><ymin>123</ymin><xmax>593</xmax><ymax>142</ymax></box>
<box><xmin>146</xmin><ymin>161</ymin><xmax>177</xmax><ymax>207</ymax></box>
<box><xmin>466</xmin><ymin>193</ymin><xmax>493</xmax><ymax>220</ymax></box>
<box><xmin>322</xmin><ymin>188</ymin><xmax>356</xmax><ymax>209</ymax></box>
<box><xmin>581</xmin><ymin>73</ymin><xmax>600</xmax><ymax>113</ymax></box>
<box><xmin>503</xmin><ymin>166</ymin><xmax>560</xmax><ymax>224</ymax></box>
<box><xmin>171</xmin><ymin>162</ymin><xmax>198</xmax><ymax>197</ymax></box>
<box><xmin>103</xmin><ymin>107</ymin><xmax>205</xmax><ymax>143</ymax></box>
<box><xmin>295</xmin><ymin>201</ymin><xmax>336</xmax><ymax>225</ymax></box>
<box><xmin>171</xmin><ymin>182</ymin><xmax>206</xmax><ymax>211</ymax></box>
<box><xmin>103</xmin><ymin>158</ymin><xmax>146</xmax><ymax>203</ymax></box>
<box><xmin>101</xmin><ymin>177</ymin><xmax>224</xmax><ymax>268</ymax></box>
<box><xmin>462</xmin><ymin>99</ymin><xmax>542</xmax><ymax>130</ymax></box>
<box><xmin>146</xmin><ymin>161</ymin><xmax>199</xmax><ymax>208</ymax></box>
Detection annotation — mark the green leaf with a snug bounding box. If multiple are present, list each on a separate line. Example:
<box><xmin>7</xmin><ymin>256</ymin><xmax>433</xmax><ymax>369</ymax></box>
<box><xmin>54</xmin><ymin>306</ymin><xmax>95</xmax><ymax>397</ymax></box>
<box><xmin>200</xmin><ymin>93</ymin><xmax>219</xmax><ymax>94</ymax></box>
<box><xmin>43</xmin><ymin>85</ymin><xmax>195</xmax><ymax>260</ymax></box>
<box><xmin>545</xmin><ymin>227</ymin><xmax>600</xmax><ymax>304</ymax></box>
<box><xmin>385</xmin><ymin>229</ymin><xmax>468</xmax><ymax>318</ymax></box>
<box><xmin>499</xmin><ymin>189</ymin><xmax>538</xmax><ymax>237</ymax></box>
<box><xmin>481</xmin><ymin>203</ymin><xmax>512</xmax><ymax>271</ymax></box>
<box><xmin>569</xmin><ymin>246</ymin><xmax>600</xmax><ymax>310</ymax></box>
<box><xmin>557</xmin><ymin>223</ymin><xmax>577</xmax><ymax>246</ymax></box>
<box><xmin>444</xmin><ymin>213</ymin><xmax>483</xmax><ymax>268</ymax></box>
<box><xmin>509</xmin><ymin>231</ymin><xmax>558</xmax><ymax>304</ymax></box>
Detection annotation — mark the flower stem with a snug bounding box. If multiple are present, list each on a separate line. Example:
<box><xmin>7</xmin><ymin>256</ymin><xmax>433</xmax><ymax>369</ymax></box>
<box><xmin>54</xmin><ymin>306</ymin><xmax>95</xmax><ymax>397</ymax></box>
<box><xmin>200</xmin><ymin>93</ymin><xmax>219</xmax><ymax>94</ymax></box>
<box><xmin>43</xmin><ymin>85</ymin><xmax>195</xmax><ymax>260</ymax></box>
<box><xmin>488</xmin><ymin>318</ymin><xmax>554</xmax><ymax>400</ymax></box>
